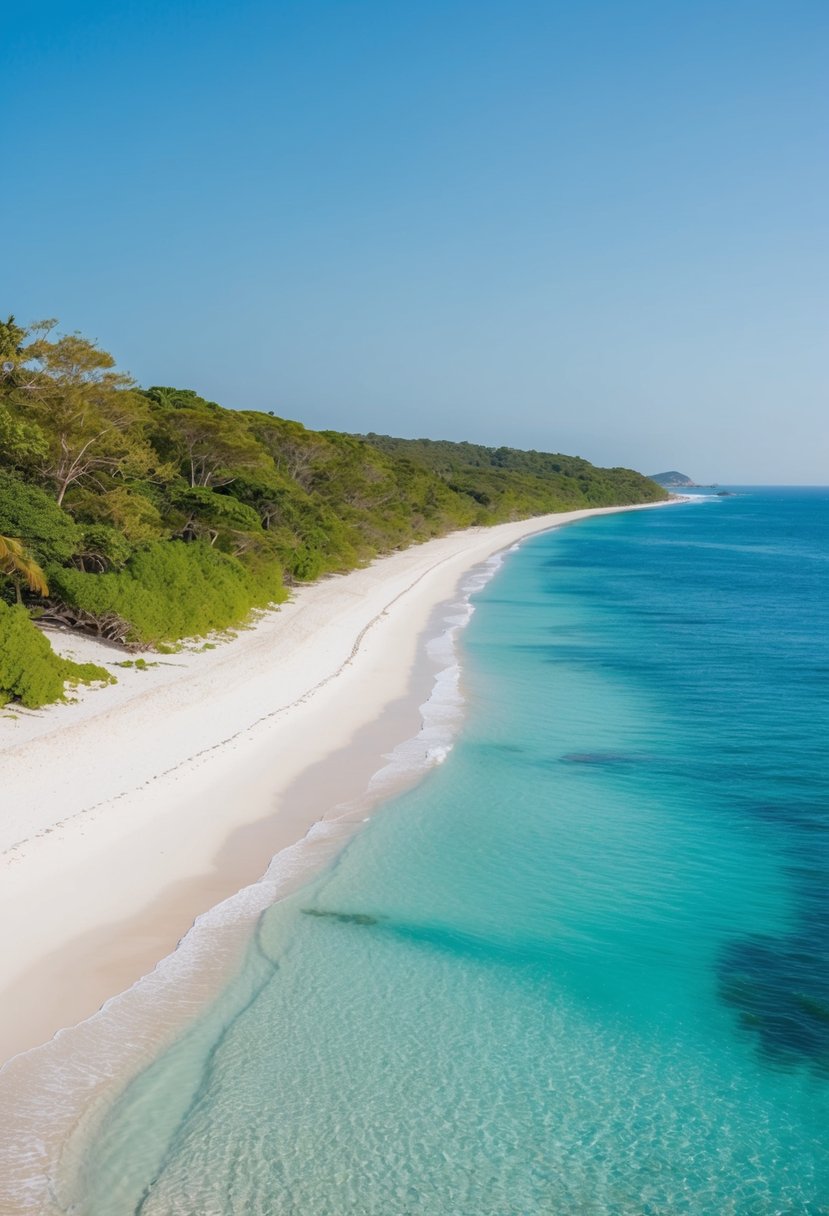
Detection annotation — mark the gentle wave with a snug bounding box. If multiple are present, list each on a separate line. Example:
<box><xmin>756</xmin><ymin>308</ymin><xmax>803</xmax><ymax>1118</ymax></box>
<box><xmin>21</xmin><ymin>491</ymin><xmax>829</xmax><ymax>1215</ymax></box>
<box><xmin>0</xmin><ymin>546</ymin><xmax>515</xmax><ymax>1213</ymax></box>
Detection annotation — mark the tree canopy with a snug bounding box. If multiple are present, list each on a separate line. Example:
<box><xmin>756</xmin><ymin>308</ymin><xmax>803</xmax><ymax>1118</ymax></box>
<box><xmin>0</xmin><ymin>313</ymin><xmax>667</xmax><ymax>697</ymax></box>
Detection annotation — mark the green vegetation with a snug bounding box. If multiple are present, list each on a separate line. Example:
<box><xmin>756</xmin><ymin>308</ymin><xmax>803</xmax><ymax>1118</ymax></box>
<box><xmin>649</xmin><ymin>470</ymin><xmax>697</xmax><ymax>488</ymax></box>
<box><xmin>0</xmin><ymin>311</ymin><xmax>666</xmax><ymax>703</ymax></box>
<box><xmin>0</xmin><ymin>534</ymin><xmax>49</xmax><ymax>601</ymax></box>
<box><xmin>359</xmin><ymin>435</ymin><xmax>667</xmax><ymax>515</ymax></box>
<box><xmin>47</xmin><ymin>541</ymin><xmax>284</xmax><ymax>645</ymax></box>
<box><xmin>0</xmin><ymin>602</ymin><xmax>113</xmax><ymax>708</ymax></box>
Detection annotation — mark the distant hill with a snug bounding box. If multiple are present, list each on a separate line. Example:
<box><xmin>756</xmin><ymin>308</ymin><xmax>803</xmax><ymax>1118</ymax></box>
<box><xmin>649</xmin><ymin>471</ymin><xmax>697</xmax><ymax>488</ymax></box>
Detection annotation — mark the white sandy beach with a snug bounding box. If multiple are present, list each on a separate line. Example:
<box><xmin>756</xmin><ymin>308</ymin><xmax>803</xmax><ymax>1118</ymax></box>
<box><xmin>0</xmin><ymin>503</ymin><xmax>675</xmax><ymax>1070</ymax></box>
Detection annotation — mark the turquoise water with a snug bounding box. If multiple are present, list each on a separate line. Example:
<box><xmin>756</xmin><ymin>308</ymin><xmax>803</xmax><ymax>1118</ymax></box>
<box><xmin>69</xmin><ymin>492</ymin><xmax>829</xmax><ymax>1214</ymax></box>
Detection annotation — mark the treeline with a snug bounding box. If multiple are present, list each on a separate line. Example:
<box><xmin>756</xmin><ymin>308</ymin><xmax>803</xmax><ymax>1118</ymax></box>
<box><xmin>360</xmin><ymin>434</ymin><xmax>666</xmax><ymax>515</ymax></box>
<box><xmin>0</xmin><ymin>315</ymin><xmax>665</xmax><ymax>704</ymax></box>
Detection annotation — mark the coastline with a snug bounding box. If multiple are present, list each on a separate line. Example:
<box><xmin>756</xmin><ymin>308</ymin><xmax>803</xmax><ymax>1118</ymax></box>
<box><xmin>0</xmin><ymin>501</ymin><xmax>687</xmax><ymax>1211</ymax></box>
<box><xmin>0</xmin><ymin>502</ymin><xmax>677</xmax><ymax>1072</ymax></box>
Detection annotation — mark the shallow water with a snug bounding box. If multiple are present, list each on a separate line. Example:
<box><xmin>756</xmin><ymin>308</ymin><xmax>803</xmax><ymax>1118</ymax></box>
<box><xmin>67</xmin><ymin>490</ymin><xmax>829</xmax><ymax>1214</ymax></box>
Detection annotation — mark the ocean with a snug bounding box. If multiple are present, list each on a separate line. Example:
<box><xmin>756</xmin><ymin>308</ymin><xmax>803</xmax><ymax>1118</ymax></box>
<box><xmin>62</xmin><ymin>489</ymin><xmax>829</xmax><ymax>1214</ymax></box>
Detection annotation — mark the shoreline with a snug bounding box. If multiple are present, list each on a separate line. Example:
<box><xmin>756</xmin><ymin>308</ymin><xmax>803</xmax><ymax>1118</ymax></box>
<box><xmin>0</xmin><ymin>502</ymin><xmax>679</xmax><ymax>1073</ymax></box>
<box><xmin>0</xmin><ymin>501</ymin><xmax>685</xmax><ymax>1211</ymax></box>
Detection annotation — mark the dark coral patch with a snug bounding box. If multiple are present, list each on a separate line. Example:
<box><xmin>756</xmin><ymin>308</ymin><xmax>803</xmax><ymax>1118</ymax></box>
<box><xmin>302</xmin><ymin>908</ymin><xmax>384</xmax><ymax>927</ymax></box>
<box><xmin>718</xmin><ymin>933</ymin><xmax>829</xmax><ymax>1072</ymax></box>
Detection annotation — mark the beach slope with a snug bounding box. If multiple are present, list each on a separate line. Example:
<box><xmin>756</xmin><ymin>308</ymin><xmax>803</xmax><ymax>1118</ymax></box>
<box><xmin>0</xmin><ymin>504</ymin><xmax>671</xmax><ymax>1064</ymax></box>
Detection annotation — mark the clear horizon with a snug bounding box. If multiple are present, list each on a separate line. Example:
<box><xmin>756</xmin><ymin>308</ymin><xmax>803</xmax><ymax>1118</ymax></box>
<box><xmin>5</xmin><ymin>1</ymin><xmax>827</xmax><ymax>484</ymax></box>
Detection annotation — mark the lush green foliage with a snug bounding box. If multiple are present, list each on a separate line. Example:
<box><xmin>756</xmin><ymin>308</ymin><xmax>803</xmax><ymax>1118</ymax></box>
<box><xmin>0</xmin><ymin>535</ymin><xmax>49</xmax><ymax>598</ymax></box>
<box><xmin>359</xmin><ymin>435</ymin><xmax>669</xmax><ymax>512</ymax></box>
<box><xmin>48</xmin><ymin>541</ymin><xmax>285</xmax><ymax>645</ymax></box>
<box><xmin>0</xmin><ymin>471</ymin><xmax>80</xmax><ymax>566</ymax></box>
<box><xmin>0</xmin><ymin>313</ymin><xmax>666</xmax><ymax>674</ymax></box>
<box><xmin>0</xmin><ymin>602</ymin><xmax>113</xmax><ymax>708</ymax></box>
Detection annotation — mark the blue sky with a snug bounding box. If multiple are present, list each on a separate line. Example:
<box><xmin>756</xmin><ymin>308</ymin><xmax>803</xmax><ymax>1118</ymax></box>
<box><xmin>4</xmin><ymin>1</ymin><xmax>827</xmax><ymax>481</ymax></box>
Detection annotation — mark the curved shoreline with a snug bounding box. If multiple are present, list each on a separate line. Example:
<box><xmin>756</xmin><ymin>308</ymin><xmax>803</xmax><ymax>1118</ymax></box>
<box><xmin>0</xmin><ymin>503</ymin><xmax>678</xmax><ymax>1072</ymax></box>
<box><xmin>0</xmin><ymin>501</ymin><xmax>687</xmax><ymax>1211</ymax></box>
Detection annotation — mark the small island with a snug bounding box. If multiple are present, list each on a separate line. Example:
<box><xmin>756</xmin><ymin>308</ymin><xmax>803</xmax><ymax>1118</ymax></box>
<box><xmin>648</xmin><ymin>470</ymin><xmax>700</xmax><ymax>488</ymax></box>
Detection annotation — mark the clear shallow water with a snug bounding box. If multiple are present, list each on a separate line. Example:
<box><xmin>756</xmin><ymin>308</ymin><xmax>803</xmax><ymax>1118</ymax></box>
<box><xmin>68</xmin><ymin>491</ymin><xmax>829</xmax><ymax>1215</ymax></box>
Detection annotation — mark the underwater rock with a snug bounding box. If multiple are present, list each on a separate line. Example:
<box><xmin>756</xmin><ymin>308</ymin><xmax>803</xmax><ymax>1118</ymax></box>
<box><xmin>302</xmin><ymin>908</ymin><xmax>383</xmax><ymax>927</ymax></box>
<box><xmin>719</xmin><ymin>933</ymin><xmax>829</xmax><ymax>1071</ymax></box>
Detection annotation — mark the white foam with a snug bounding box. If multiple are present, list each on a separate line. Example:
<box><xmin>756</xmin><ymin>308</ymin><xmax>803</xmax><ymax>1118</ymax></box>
<box><xmin>0</xmin><ymin>543</ymin><xmax>516</xmax><ymax>1212</ymax></box>
<box><xmin>347</xmin><ymin>550</ymin><xmax>509</xmax><ymax>801</ymax></box>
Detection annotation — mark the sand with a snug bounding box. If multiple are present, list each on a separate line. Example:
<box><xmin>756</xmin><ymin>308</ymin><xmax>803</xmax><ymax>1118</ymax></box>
<box><xmin>0</xmin><ymin>504</ymin><xmax>677</xmax><ymax>1068</ymax></box>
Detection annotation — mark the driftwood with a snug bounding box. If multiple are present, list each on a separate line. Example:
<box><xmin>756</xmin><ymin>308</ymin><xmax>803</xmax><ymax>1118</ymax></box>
<box><xmin>35</xmin><ymin>600</ymin><xmax>147</xmax><ymax>650</ymax></box>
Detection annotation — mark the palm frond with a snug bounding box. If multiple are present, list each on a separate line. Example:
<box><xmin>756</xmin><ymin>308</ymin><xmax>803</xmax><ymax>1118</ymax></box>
<box><xmin>0</xmin><ymin>535</ymin><xmax>50</xmax><ymax>596</ymax></box>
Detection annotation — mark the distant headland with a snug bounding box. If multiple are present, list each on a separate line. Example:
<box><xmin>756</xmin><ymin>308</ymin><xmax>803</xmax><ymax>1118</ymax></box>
<box><xmin>649</xmin><ymin>471</ymin><xmax>699</xmax><ymax>488</ymax></box>
<box><xmin>649</xmin><ymin>472</ymin><xmax>736</xmax><ymax>497</ymax></box>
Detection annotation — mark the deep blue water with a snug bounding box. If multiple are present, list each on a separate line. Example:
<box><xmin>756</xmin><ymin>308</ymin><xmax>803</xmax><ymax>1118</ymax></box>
<box><xmin>69</xmin><ymin>490</ymin><xmax>829</xmax><ymax>1214</ymax></box>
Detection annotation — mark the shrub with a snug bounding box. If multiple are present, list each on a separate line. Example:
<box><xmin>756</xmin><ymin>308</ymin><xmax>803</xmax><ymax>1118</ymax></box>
<box><xmin>48</xmin><ymin>540</ymin><xmax>286</xmax><ymax>644</ymax></box>
<box><xmin>0</xmin><ymin>471</ymin><xmax>80</xmax><ymax>566</ymax></box>
<box><xmin>0</xmin><ymin>602</ymin><xmax>114</xmax><ymax>708</ymax></box>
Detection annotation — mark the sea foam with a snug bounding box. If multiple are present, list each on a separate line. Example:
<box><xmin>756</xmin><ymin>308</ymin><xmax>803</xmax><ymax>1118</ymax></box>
<box><xmin>0</xmin><ymin>546</ymin><xmax>516</xmax><ymax>1213</ymax></box>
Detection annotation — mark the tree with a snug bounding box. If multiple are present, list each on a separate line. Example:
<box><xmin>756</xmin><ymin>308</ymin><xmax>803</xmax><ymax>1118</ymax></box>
<box><xmin>244</xmin><ymin>413</ymin><xmax>331</xmax><ymax>490</ymax></box>
<box><xmin>0</xmin><ymin>315</ymin><xmax>25</xmax><ymax>367</ymax></box>
<box><xmin>69</xmin><ymin>485</ymin><xmax>166</xmax><ymax>545</ymax></box>
<box><xmin>146</xmin><ymin>388</ymin><xmax>268</xmax><ymax>488</ymax></box>
<box><xmin>8</xmin><ymin>321</ymin><xmax>156</xmax><ymax>505</ymax></box>
<box><xmin>172</xmin><ymin>486</ymin><xmax>262</xmax><ymax>553</ymax></box>
<box><xmin>0</xmin><ymin>404</ymin><xmax>47</xmax><ymax>469</ymax></box>
<box><xmin>0</xmin><ymin>536</ymin><xmax>49</xmax><ymax>600</ymax></box>
<box><xmin>0</xmin><ymin>471</ymin><xmax>81</xmax><ymax>567</ymax></box>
